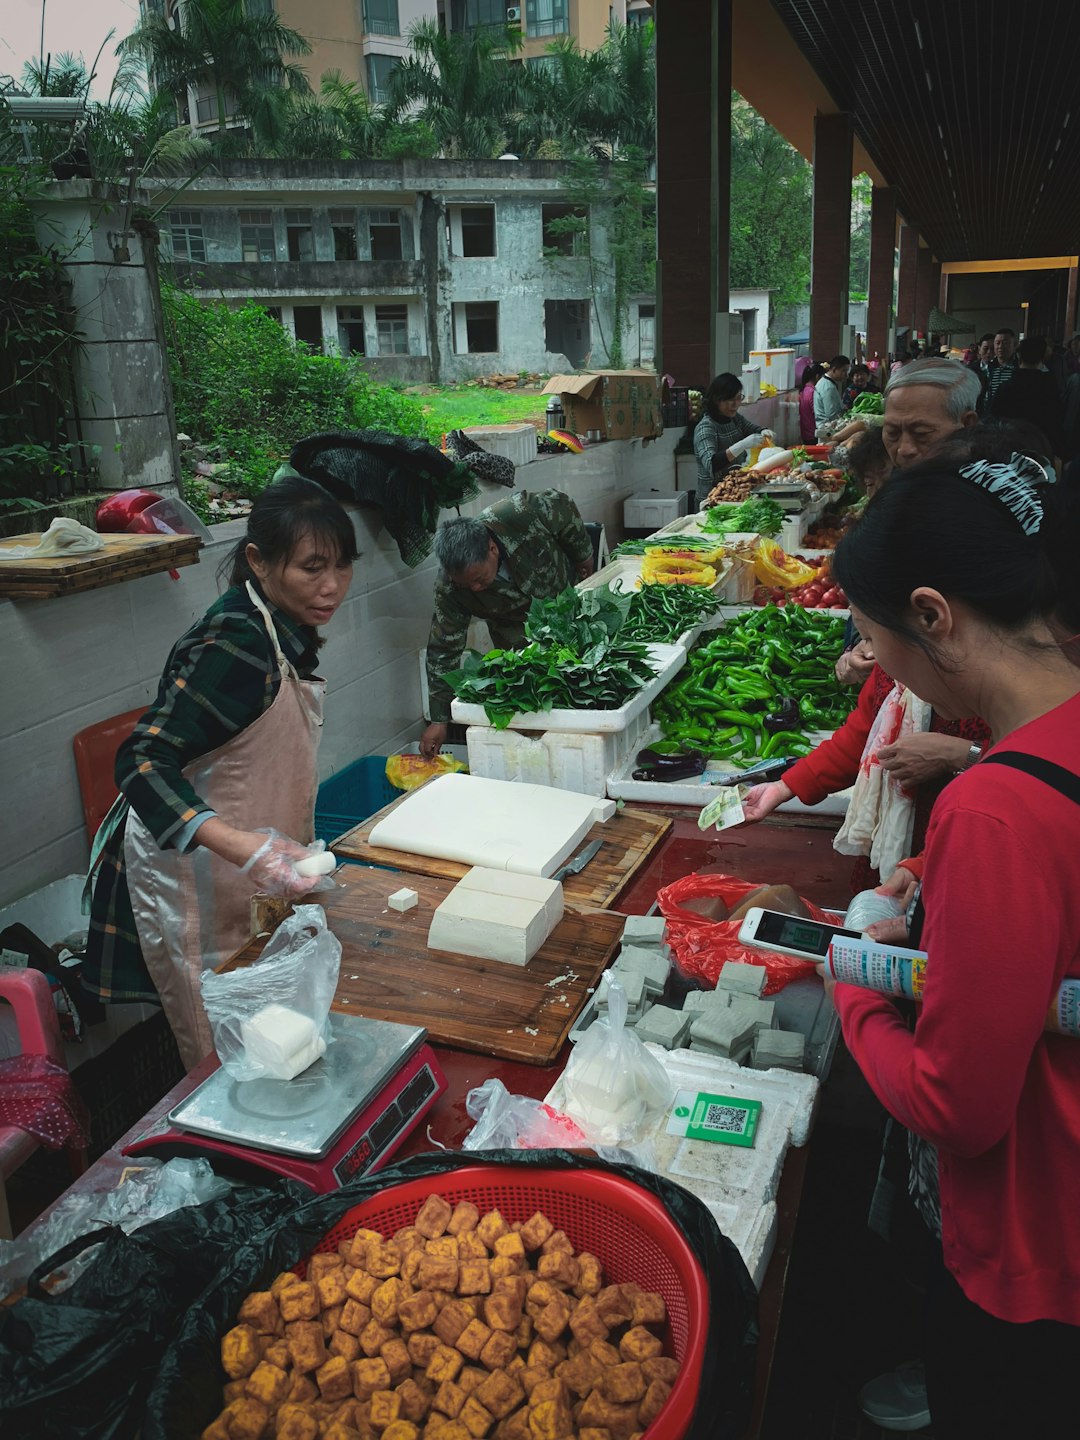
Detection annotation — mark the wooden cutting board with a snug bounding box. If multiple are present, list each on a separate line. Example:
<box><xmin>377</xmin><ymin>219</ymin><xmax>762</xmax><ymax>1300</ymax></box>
<box><xmin>331</xmin><ymin>798</ymin><xmax>671</xmax><ymax>912</ymax></box>
<box><xmin>0</xmin><ymin>532</ymin><xmax>201</xmax><ymax>598</ymax></box>
<box><xmin>225</xmin><ymin>864</ymin><xmax>624</xmax><ymax>1065</ymax></box>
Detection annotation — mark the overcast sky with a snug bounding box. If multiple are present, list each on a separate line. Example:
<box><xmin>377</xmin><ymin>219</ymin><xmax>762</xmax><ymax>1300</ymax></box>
<box><xmin>2</xmin><ymin>0</ymin><xmax>141</xmax><ymax>98</ymax></box>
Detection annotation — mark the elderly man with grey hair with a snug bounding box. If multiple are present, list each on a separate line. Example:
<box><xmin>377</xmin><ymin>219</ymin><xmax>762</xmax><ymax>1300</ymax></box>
<box><xmin>881</xmin><ymin>356</ymin><xmax>981</xmax><ymax>467</ymax></box>
<box><xmin>420</xmin><ymin>488</ymin><xmax>593</xmax><ymax>758</ymax></box>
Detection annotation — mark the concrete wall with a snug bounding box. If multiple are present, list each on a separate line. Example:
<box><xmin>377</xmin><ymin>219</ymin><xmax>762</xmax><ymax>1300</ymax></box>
<box><xmin>0</xmin><ymin>431</ymin><xmax>677</xmax><ymax>909</ymax></box>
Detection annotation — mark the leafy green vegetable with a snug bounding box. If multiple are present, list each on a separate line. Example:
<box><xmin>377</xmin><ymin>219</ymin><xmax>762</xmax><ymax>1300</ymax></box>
<box><xmin>851</xmin><ymin>392</ymin><xmax>884</xmax><ymax>416</ymax></box>
<box><xmin>620</xmin><ymin>583</ymin><xmax>722</xmax><ymax>643</ymax></box>
<box><xmin>609</xmin><ymin>534</ymin><xmax>719</xmax><ymax>559</ymax></box>
<box><xmin>700</xmin><ymin>497</ymin><xmax>785</xmax><ymax>538</ymax></box>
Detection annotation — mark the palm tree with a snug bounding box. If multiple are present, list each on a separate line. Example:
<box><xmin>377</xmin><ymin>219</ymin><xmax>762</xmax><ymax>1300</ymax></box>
<box><xmin>119</xmin><ymin>0</ymin><xmax>312</xmax><ymax>152</ymax></box>
<box><xmin>384</xmin><ymin>19</ymin><xmax>526</xmax><ymax>160</ymax></box>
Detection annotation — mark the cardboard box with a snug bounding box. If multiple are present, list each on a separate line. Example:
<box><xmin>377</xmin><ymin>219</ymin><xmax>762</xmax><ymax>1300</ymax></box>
<box><xmin>542</xmin><ymin>370</ymin><xmax>663</xmax><ymax>440</ymax></box>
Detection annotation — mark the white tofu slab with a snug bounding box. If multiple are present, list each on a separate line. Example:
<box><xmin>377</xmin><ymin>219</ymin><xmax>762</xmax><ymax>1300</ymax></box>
<box><xmin>455</xmin><ymin>866</ymin><xmax>564</xmax><ymax>935</ymax></box>
<box><xmin>368</xmin><ymin>774</ymin><xmax>597</xmax><ymax>877</ymax></box>
<box><xmin>427</xmin><ymin>886</ymin><xmax>549</xmax><ymax>967</ymax></box>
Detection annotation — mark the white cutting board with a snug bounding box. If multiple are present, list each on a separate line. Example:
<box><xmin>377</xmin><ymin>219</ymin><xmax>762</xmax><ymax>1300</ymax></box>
<box><xmin>367</xmin><ymin>773</ymin><xmax>599</xmax><ymax>877</ymax></box>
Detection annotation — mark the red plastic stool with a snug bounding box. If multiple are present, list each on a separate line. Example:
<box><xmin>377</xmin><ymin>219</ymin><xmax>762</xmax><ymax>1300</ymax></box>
<box><xmin>72</xmin><ymin>706</ymin><xmax>145</xmax><ymax>841</ymax></box>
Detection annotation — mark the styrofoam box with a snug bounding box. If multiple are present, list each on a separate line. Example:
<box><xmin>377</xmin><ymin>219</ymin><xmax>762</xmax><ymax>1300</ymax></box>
<box><xmin>467</xmin><ymin>706</ymin><xmax>649</xmax><ymax>797</ymax></box>
<box><xmin>748</xmin><ymin>347</ymin><xmax>795</xmax><ymax>393</ymax></box>
<box><xmin>451</xmin><ymin>643</ymin><xmax>685</xmax><ymax>732</ymax></box>
<box><xmin>461</xmin><ymin>424</ymin><xmax>536</xmax><ymax>468</ymax></box>
<box><xmin>606</xmin><ymin>722</ymin><xmax>852</xmax><ymax>815</ymax></box>
<box><xmin>623</xmin><ymin>491</ymin><xmax>689</xmax><ymax>530</ymax></box>
<box><xmin>0</xmin><ymin>874</ymin><xmax>157</xmax><ymax>1070</ymax></box>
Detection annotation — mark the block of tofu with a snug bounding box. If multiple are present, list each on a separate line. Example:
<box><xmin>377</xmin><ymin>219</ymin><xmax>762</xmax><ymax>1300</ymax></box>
<box><xmin>682</xmin><ymin>989</ymin><xmax>730</xmax><ymax>1013</ymax></box>
<box><xmin>620</xmin><ymin>916</ymin><xmax>668</xmax><ymax>948</ymax></box>
<box><xmin>591</xmin><ymin>797</ymin><xmax>617</xmax><ymax>823</ymax></box>
<box><xmin>726</xmin><ymin>996</ymin><xmax>776</xmax><ymax>1036</ymax></box>
<box><xmin>455</xmin><ymin>867</ymin><xmax>564</xmax><ymax>937</ymax></box>
<box><xmin>428</xmin><ymin>885</ymin><xmax>549</xmax><ymax>966</ymax></box>
<box><xmin>613</xmin><ymin>946</ymin><xmax>670</xmax><ymax>996</ymax></box>
<box><xmin>750</xmin><ymin>1030</ymin><xmax>806</xmax><ymax>1071</ymax></box>
<box><xmin>689</xmin><ymin>1008</ymin><xmax>756</xmax><ymax>1057</ymax></box>
<box><xmin>632</xmin><ymin>1005</ymin><xmax>692</xmax><ymax>1050</ymax></box>
<box><xmin>597</xmin><ymin>970</ymin><xmax>647</xmax><ymax>1014</ymax></box>
<box><xmin>717</xmin><ymin>961</ymin><xmax>768</xmax><ymax>997</ymax></box>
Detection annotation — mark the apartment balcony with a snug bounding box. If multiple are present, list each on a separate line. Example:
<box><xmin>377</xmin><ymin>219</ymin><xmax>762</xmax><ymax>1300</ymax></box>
<box><xmin>170</xmin><ymin>258</ymin><xmax>424</xmax><ymax>297</ymax></box>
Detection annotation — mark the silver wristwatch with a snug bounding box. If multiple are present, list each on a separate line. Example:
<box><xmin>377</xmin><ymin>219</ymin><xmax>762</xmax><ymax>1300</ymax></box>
<box><xmin>954</xmin><ymin>742</ymin><xmax>983</xmax><ymax>776</ymax></box>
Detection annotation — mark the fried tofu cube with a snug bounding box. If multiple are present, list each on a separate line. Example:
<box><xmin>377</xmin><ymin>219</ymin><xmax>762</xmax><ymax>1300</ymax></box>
<box><xmin>434</xmin><ymin>1379</ymin><xmax>467</xmax><ymax>1418</ymax></box>
<box><xmin>415</xmin><ymin>1194</ymin><xmax>454</xmax><ymax>1239</ymax></box>
<box><xmin>588</xmin><ymin>1340</ymin><xmax>620</xmax><ymax>1370</ymax></box>
<box><xmin>279</xmin><ymin>1284</ymin><xmax>320</xmax><ymax>1323</ymax></box>
<box><xmin>346</xmin><ymin>1270</ymin><xmax>380</xmax><ymax>1305</ymax></box>
<box><xmin>320</xmin><ymin>1423</ymin><xmax>358</xmax><ymax>1440</ymax></box>
<box><xmin>223</xmin><ymin>1380</ymin><xmax>248</xmax><ymax>1405</ymax></box>
<box><xmin>455</xmin><ymin>1319</ymin><xmax>492</xmax><ymax>1362</ymax></box>
<box><xmin>594</xmin><ymin>1288</ymin><xmax>632</xmax><ymax>1328</ymax></box>
<box><xmin>347</xmin><ymin>1228</ymin><xmax>384</xmax><ymax>1268</ymax></box>
<box><xmin>579</xmin><ymin>1393</ymin><xmax>638</xmax><ymax>1438</ymax></box>
<box><xmin>474</xmin><ymin>1371</ymin><xmax>524</xmax><ymax>1420</ymax></box>
<box><xmin>597</xmin><ymin>1363</ymin><xmax>645</xmax><ymax>1405</ymax></box>
<box><xmin>273</xmin><ymin>1404</ymin><xmax>319</xmax><ymax>1440</ymax></box>
<box><xmin>201</xmin><ymin>1416</ymin><xmax>231</xmax><ymax>1440</ymax></box>
<box><xmin>447</xmin><ymin>1202</ymin><xmax>480</xmax><ymax>1236</ymax></box>
<box><xmin>482</xmin><ymin>1291</ymin><xmax>521</xmax><ymax>1333</ymax></box>
<box><xmin>641</xmin><ymin>1356</ymin><xmax>678</xmax><ymax>1387</ymax></box>
<box><xmin>371</xmin><ymin>1278</ymin><xmax>407</xmax><ymax>1327</ymax></box>
<box><xmin>406</xmin><ymin>1331</ymin><xmax>441</xmax><ymax>1367</ymax></box>
<box><xmin>370</xmin><ymin>1389</ymin><xmax>401</xmax><ymax>1430</ymax></box>
<box><xmin>517</xmin><ymin>1213</ymin><xmax>554</xmax><ymax>1253</ymax></box>
<box><xmin>223</xmin><ymin>1398</ymin><xmax>271</xmax><ymax>1440</ymax></box>
<box><xmin>330</xmin><ymin>1329</ymin><xmax>362</xmax><ymax>1363</ymax></box>
<box><xmin>639</xmin><ymin>1377</ymin><xmax>672</xmax><ymax>1427</ymax></box>
<box><xmin>401</xmin><ymin>1249</ymin><xmax>423</xmax><ymax>1287</ymax></box>
<box><xmin>578</xmin><ymin>1431</ymin><xmax>611</xmax><ymax>1440</ymax></box>
<box><xmin>434</xmin><ymin>1299</ymin><xmax>474</xmax><ymax>1346</ymax></box>
<box><xmin>489</xmin><ymin>1257</ymin><xmax>525</xmax><ymax>1283</ymax></box>
<box><xmin>526</xmin><ymin>1281</ymin><xmax>563</xmax><ymax>1314</ymax></box>
<box><xmin>317</xmin><ymin>1271</ymin><xmax>349</xmax><ymax>1310</ymax></box>
<box><xmin>307</xmin><ymin>1253</ymin><xmax>344</xmax><ymax>1282</ymax></box>
<box><xmin>568</xmin><ymin>1298</ymin><xmax>608</xmax><ymax>1347</ymax></box>
<box><xmin>479</xmin><ymin>1331</ymin><xmax>517</xmax><ymax>1372</ymax></box>
<box><xmin>263</xmin><ymin>1340</ymin><xmax>290</xmax><ymax>1370</ymax></box>
<box><xmin>379</xmin><ymin>1338</ymin><xmax>411</xmax><ymax>1386</ymax></box>
<box><xmin>492</xmin><ymin>1232</ymin><xmax>526</xmax><ymax>1264</ymax></box>
<box><xmin>316</xmin><ymin>1355</ymin><xmax>354</xmax><ymax>1404</ymax></box>
<box><xmin>381</xmin><ymin>1425</ymin><xmax>420</xmax><ymax>1440</ymax></box>
<box><xmin>475</xmin><ymin>1211</ymin><xmax>509</xmax><ymax>1251</ymax></box>
<box><xmin>432</xmin><ymin>1425</ymin><xmax>471</xmax><ymax>1440</ymax></box>
<box><xmin>366</xmin><ymin>1243</ymin><xmax>403</xmax><ymax>1280</ymax></box>
<box><xmin>618</xmin><ymin>1328</ymin><xmax>662</xmax><ymax>1363</ymax></box>
<box><xmin>340</xmin><ymin>1300</ymin><xmax>372</xmax><ymax>1337</ymax></box>
<box><xmin>496</xmin><ymin>1411</ymin><xmax>531</xmax><ymax>1440</ymax></box>
<box><xmin>459</xmin><ymin>1396</ymin><xmax>494</xmax><ymax>1438</ymax></box>
<box><xmin>286</xmin><ymin>1374</ymin><xmax>318</xmax><ymax>1405</ymax></box>
<box><xmin>536</xmin><ymin>1253</ymin><xmax>578</xmax><ymax>1289</ymax></box>
<box><xmin>426</xmin><ymin>1235</ymin><xmax>460</xmax><ymax>1260</ymax></box>
<box><xmin>574</xmin><ymin>1255</ymin><xmax>602</xmax><ymax>1298</ymax></box>
<box><xmin>394</xmin><ymin>1225</ymin><xmax>426</xmax><ymax>1256</ymax></box>
<box><xmin>418</xmin><ymin>1254</ymin><xmax>460</xmax><ymax>1293</ymax></box>
<box><xmin>352</xmin><ymin>1356</ymin><xmax>392</xmax><ymax>1400</ymax></box>
<box><xmin>360</xmin><ymin>1320</ymin><xmax>397</xmax><ymax>1357</ymax></box>
<box><xmin>321</xmin><ymin>1304</ymin><xmax>345</xmax><ymax>1342</ymax></box>
<box><xmin>239</xmin><ymin>1291</ymin><xmax>283</xmax><ymax>1335</ymax></box>
<box><xmin>427</xmin><ymin>1344</ymin><xmax>466</xmax><ymax>1385</ymax></box>
<box><xmin>395</xmin><ymin>1377</ymin><xmax>430</xmax><ymax>1424</ymax></box>
<box><xmin>494</xmin><ymin>1274</ymin><xmax>529</xmax><ymax>1304</ymax></box>
<box><xmin>271</xmin><ymin>1271</ymin><xmax>302</xmax><ymax>1298</ymax></box>
<box><xmin>528</xmin><ymin>1379</ymin><xmax>566</xmax><ymax>1407</ymax></box>
<box><xmin>526</xmin><ymin>1397</ymin><xmax>572</xmax><ymax>1440</ymax></box>
<box><xmin>456</xmin><ymin>1231</ymin><xmax>489</xmax><ymax>1262</ymax></box>
<box><xmin>246</xmin><ymin>1362</ymin><xmax>292</xmax><ymax>1408</ymax></box>
<box><xmin>556</xmin><ymin>1350</ymin><xmax>600</xmax><ymax>1398</ymax></box>
<box><xmin>539</xmin><ymin>1231</ymin><xmax>572</xmax><ymax>1257</ymax></box>
<box><xmin>533</xmin><ymin>1301</ymin><xmax>571</xmax><ymax>1345</ymax></box>
<box><xmin>222</xmin><ymin>1324</ymin><xmax>263</xmax><ymax>1380</ymax></box>
<box><xmin>457</xmin><ymin>1366</ymin><xmax>488</xmax><ymax>1396</ymax></box>
<box><xmin>457</xmin><ymin>1260</ymin><xmax>492</xmax><ymax>1297</ymax></box>
<box><xmin>527</xmin><ymin>1340</ymin><xmax>565</xmax><ymax>1370</ymax></box>
<box><xmin>630</xmin><ymin>1291</ymin><xmax>666</xmax><ymax>1328</ymax></box>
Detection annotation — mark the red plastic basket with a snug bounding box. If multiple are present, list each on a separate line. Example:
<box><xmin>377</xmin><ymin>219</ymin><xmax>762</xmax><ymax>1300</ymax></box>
<box><xmin>299</xmin><ymin>1164</ymin><xmax>709</xmax><ymax>1440</ymax></box>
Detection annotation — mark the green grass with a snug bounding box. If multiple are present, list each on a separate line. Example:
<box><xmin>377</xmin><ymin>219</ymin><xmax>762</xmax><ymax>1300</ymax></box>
<box><xmin>418</xmin><ymin>384</ymin><xmax>548</xmax><ymax>434</ymax></box>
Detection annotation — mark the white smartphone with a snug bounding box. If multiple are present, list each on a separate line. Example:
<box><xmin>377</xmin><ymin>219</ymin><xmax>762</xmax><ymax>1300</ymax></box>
<box><xmin>737</xmin><ymin>907</ymin><xmax>862</xmax><ymax>961</ymax></box>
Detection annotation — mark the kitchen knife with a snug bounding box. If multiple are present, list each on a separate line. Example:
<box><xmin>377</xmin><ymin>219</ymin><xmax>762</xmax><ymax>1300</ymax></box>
<box><xmin>552</xmin><ymin>838</ymin><xmax>603</xmax><ymax>883</ymax></box>
<box><xmin>716</xmin><ymin>757</ymin><xmax>792</xmax><ymax>787</ymax></box>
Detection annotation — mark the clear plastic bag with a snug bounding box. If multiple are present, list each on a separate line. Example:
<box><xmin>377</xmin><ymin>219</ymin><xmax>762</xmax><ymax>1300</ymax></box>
<box><xmin>200</xmin><ymin>905</ymin><xmax>341</xmax><ymax>1081</ymax></box>
<box><xmin>553</xmin><ymin>974</ymin><xmax>674</xmax><ymax>1146</ymax></box>
<box><xmin>844</xmin><ymin>888</ymin><xmax>907</xmax><ymax>933</ymax></box>
<box><xmin>461</xmin><ymin>1078</ymin><xmax>588</xmax><ymax>1150</ymax></box>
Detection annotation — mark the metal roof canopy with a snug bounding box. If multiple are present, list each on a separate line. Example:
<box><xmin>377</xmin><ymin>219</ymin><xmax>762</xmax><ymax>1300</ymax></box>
<box><xmin>734</xmin><ymin>0</ymin><xmax>1080</xmax><ymax>263</ymax></box>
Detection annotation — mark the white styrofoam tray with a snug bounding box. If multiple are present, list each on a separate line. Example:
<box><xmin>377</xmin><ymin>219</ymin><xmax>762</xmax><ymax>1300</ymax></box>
<box><xmin>606</xmin><ymin>722</ymin><xmax>851</xmax><ymax>815</ymax></box>
<box><xmin>465</xmin><ymin>706</ymin><xmax>650</xmax><ymax>798</ymax></box>
<box><xmin>451</xmin><ymin>643</ymin><xmax>685</xmax><ymax>732</ymax></box>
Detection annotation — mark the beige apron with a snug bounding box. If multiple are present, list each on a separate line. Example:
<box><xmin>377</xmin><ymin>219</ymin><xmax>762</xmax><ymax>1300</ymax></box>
<box><xmin>125</xmin><ymin>584</ymin><xmax>325</xmax><ymax>1069</ymax></box>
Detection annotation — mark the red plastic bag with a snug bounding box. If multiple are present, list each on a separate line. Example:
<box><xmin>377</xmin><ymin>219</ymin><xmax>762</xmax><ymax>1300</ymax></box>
<box><xmin>657</xmin><ymin>872</ymin><xmax>840</xmax><ymax>995</ymax></box>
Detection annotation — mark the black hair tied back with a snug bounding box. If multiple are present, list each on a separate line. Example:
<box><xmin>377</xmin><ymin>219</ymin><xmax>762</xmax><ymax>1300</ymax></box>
<box><xmin>221</xmin><ymin>473</ymin><xmax>358</xmax><ymax>590</ymax></box>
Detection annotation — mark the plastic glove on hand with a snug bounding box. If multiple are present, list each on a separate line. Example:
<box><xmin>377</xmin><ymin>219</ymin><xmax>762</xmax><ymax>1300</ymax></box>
<box><xmin>729</xmin><ymin>432</ymin><xmax>764</xmax><ymax>458</ymax></box>
<box><xmin>241</xmin><ymin>830</ymin><xmax>326</xmax><ymax>899</ymax></box>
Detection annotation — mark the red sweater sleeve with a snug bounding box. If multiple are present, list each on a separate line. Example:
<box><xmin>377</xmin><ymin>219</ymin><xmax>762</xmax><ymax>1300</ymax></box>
<box><xmin>783</xmin><ymin>668</ymin><xmax>880</xmax><ymax>805</ymax></box>
<box><xmin>835</xmin><ymin>798</ymin><xmax>1064</xmax><ymax>1158</ymax></box>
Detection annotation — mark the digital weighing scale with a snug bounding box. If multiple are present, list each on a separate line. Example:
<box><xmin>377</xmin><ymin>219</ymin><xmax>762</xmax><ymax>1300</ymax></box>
<box><xmin>123</xmin><ymin>1012</ymin><xmax>447</xmax><ymax>1190</ymax></box>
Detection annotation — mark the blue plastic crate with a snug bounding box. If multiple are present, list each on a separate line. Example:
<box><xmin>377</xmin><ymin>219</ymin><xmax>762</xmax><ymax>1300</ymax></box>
<box><xmin>314</xmin><ymin>755</ymin><xmax>398</xmax><ymax>845</ymax></box>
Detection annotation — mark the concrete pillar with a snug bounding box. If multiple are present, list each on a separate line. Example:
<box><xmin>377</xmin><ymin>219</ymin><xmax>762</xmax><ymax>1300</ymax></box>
<box><xmin>866</xmin><ymin>186</ymin><xmax>896</xmax><ymax>364</ymax></box>
<box><xmin>809</xmin><ymin>111</ymin><xmax>853</xmax><ymax>361</ymax></box>
<box><xmin>27</xmin><ymin>180</ymin><xmax>180</xmax><ymax>493</ymax></box>
<box><xmin>896</xmin><ymin>224</ymin><xmax>919</xmax><ymax>342</ymax></box>
<box><xmin>938</xmin><ymin>267</ymin><xmax>949</xmax><ymax>310</ymax></box>
<box><xmin>1064</xmin><ymin>262</ymin><xmax>1078</xmax><ymax>341</ymax></box>
<box><xmin>656</xmin><ymin>0</ymin><xmax>731</xmax><ymax>385</ymax></box>
<box><xmin>914</xmin><ymin>245</ymin><xmax>934</xmax><ymax>340</ymax></box>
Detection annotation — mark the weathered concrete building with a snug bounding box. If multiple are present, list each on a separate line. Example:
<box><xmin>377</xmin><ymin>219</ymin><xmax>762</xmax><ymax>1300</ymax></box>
<box><xmin>155</xmin><ymin>157</ymin><xmax>646</xmax><ymax>382</ymax></box>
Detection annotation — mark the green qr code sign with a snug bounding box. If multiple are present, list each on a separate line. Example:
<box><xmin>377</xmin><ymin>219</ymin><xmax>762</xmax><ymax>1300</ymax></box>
<box><xmin>686</xmin><ymin>1092</ymin><xmax>762</xmax><ymax>1147</ymax></box>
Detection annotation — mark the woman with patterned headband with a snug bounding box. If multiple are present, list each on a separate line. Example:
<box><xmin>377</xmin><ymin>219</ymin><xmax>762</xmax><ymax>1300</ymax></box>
<box><xmin>823</xmin><ymin>452</ymin><xmax>1080</xmax><ymax>1435</ymax></box>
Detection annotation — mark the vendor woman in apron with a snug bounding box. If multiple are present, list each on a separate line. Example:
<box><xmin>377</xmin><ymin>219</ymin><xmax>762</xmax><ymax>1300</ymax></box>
<box><xmin>83</xmin><ymin>475</ymin><xmax>357</xmax><ymax>1069</ymax></box>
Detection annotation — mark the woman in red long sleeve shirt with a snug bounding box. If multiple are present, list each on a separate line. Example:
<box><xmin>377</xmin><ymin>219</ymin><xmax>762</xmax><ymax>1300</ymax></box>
<box><xmin>825</xmin><ymin>452</ymin><xmax>1080</xmax><ymax>1436</ymax></box>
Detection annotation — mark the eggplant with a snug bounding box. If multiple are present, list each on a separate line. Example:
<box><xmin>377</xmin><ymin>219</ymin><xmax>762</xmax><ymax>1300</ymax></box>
<box><xmin>763</xmin><ymin>697</ymin><xmax>800</xmax><ymax>733</ymax></box>
<box><xmin>632</xmin><ymin>755</ymin><xmax>707</xmax><ymax>783</ymax></box>
<box><xmin>636</xmin><ymin>746</ymin><xmax>705</xmax><ymax>769</ymax></box>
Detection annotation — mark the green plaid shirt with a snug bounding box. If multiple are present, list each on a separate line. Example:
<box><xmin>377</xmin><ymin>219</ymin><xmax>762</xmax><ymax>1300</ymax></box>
<box><xmin>425</xmin><ymin>488</ymin><xmax>592</xmax><ymax>722</ymax></box>
<box><xmin>84</xmin><ymin>585</ymin><xmax>316</xmax><ymax>1004</ymax></box>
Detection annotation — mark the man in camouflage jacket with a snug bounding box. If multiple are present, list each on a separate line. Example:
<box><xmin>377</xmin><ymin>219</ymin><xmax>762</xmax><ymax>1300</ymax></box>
<box><xmin>420</xmin><ymin>489</ymin><xmax>594</xmax><ymax>757</ymax></box>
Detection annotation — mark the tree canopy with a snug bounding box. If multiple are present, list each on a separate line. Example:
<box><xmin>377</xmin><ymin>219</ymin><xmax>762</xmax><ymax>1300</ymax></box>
<box><xmin>729</xmin><ymin>91</ymin><xmax>813</xmax><ymax>314</ymax></box>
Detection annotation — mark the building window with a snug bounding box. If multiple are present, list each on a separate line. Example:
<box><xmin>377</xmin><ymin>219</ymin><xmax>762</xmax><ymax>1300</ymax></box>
<box><xmin>376</xmin><ymin>304</ymin><xmax>410</xmax><ymax>355</ymax></box>
<box><xmin>625</xmin><ymin>5</ymin><xmax>652</xmax><ymax>28</ymax></box>
<box><xmin>455</xmin><ymin>301</ymin><xmax>499</xmax><ymax>353</ymax></box>
<box><xmin>366</xmin><ymin>52</ymin><xmax>398</xmax><ymax>103</ymax></box>
<box><xmin>285</xmin><ymin>207</ymin><xmax>314</xmax><ymax>261</ymax></box>
<box><xmin>194</xmin><ymin>86</ymin><xmax>239</xmax><ymax>124</ymax></box>
<box><xmin>362</xmin><ymin>0</ymin><xmax>399</xmax><ymax>35</ymax></box>
<box><xmin>450</xmin><ymin>204</ymin><xmax>496</xmax><ymax>258</ymax></box>
<box><xmin>525</xmin><ymin>0</ymin><xmax>568</xmax><ymax>38</ymax></box>
<box><xmin>330</xmin><ymin>208</ymin><xmax>358</xmax><ymax>261</ymax></box>
<box><xmin>337</xmin><ymin>306</ymin><xmax>366</xmax><ymax>356</ymax></box>
<box><xmin>369</xmin><ymin>208</ymin><xmax>404</xmax><ymax>261</ymax></box>
<box><xmin>239</xmin><ymin>209</ymin><xmax>276</xmax><ymax>262</ymax></box>
<box><xmin>293</xmin><ymin>305</ymin><xmax>323</xmax><ymax>352</ymax></box>
<box><xmin>166</xmin><ymin>208</ymin><xmax>206</xmax><ymax>262</ymax></box>
<box><xmin>541</xmin><ymin>203</ymin><xmax>587</xmax><ymax>257</ymax></box>
<box><xmin>527</xmin><ymin>55</ymin><xmax>558</xmax><ymax>78</ymax></box>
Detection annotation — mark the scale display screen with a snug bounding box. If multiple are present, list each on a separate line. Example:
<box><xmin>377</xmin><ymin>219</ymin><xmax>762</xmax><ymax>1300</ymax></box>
<box><xmin>754</xmin><ymin>910</ymin><xmax>861</xmax><ymax>957</ymax></box>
